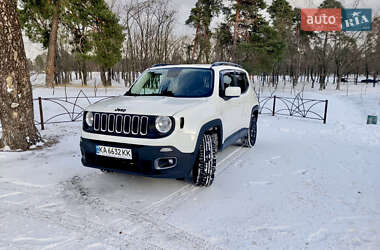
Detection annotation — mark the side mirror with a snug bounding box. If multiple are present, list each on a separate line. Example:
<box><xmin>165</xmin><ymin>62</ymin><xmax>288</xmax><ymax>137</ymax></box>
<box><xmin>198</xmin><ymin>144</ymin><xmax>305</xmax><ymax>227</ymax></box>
<box><xmin>225</xmin><ymin>86</ymin><xmax>241</xmax><ymax>97</ymax></box>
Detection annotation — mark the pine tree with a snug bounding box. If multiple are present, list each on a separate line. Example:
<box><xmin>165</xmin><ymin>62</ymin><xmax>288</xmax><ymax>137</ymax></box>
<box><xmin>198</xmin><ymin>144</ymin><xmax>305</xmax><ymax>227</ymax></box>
<box><xmin>269</xmin><ymin>0</ymin><xmax>304</xmax><ymax>86</ymax></box>
<box><xmin>214</xmin><ymin>22</ymin><xmax>233</xmax><ymax>61</ymax></box>
<box><xmin>91</xmin><ymin>1</ymin><xmax>124</xmax><ymax>86</ymax></box>
<box><xmin>19</xmin><ymin>0</ymin><xmax>64</xmax><ymax>88</ymax></box>
<box><xmin>227</xmin><ymin>0</ymin><xmax>266</xmax><ymax>61</ymax></box>
<box><xmin>62</xmin><ymin>0</ymin><xmax>124</xmax><ymax>86</ymax></box>
<box><xmin>268</xmin><ymin>0</ymin><xmax>295</xmax><ymax>85</ymax></box>
<box><xmin>268</xmin><ymin>0</ymin><xmax>295</xmax><ymax>37</ymax></box>
<box><xmin>0</xmin><ymin>0</ymin><xmax>41</xmax><ymax>150</ymax></box>
<box><xmin>216</xmin><ymin>0</ymin><xmax>284</xmax><ymax>73</ymax></box>
<box><xmin>317</xmin><ymin>0</ymin><xmax>344</xmax><ymax>90</ymax></box>
<box><xmin>19</xmin><ymin>0</ymin><xmax>124</xmax><ymax>87</ymax></box>
<box><xmin>186</xmin><ymin>0</ymin><xmax>222</xmax><ymax>63</ymax></box>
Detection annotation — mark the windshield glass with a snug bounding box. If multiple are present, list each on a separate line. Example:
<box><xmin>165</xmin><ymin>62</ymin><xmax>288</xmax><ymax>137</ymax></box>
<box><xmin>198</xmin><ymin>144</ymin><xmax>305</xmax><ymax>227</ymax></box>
<box><xmin>127</xmin><ymin>68</ymin><xmax>213</xmax><ymax>97</ymax></box>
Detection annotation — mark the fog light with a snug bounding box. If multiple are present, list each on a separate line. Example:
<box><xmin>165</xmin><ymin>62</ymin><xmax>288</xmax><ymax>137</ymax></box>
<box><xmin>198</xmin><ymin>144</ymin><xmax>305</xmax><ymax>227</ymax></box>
<box><xmin>154</xmin><ymin>157</ymin><xmax>177</xmax><ymax>170</ymax></box>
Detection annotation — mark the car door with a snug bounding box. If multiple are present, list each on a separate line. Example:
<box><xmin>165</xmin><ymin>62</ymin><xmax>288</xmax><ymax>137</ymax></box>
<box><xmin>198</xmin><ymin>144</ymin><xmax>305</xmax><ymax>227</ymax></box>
<box><xmin>218</xmin><ymin>70</ymin><xmax>242</xmax><ymax>140</ymax></box>
<box><xmin>234</xmin><ymin>71</ymin><xmax>251</xmax><ymax>128</ymax></box>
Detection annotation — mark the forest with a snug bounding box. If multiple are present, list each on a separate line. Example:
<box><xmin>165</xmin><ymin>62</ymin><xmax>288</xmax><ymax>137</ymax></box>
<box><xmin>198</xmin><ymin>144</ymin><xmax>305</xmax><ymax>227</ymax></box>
<box><xmin>23</xmin><ymin>0</ymin><xmax>380</xmax><ymax>91</ymax></box>
<box><xmin>1</xmin><ymin>0</ymin><xmax>379</xmax><ymax>150</ymax></box>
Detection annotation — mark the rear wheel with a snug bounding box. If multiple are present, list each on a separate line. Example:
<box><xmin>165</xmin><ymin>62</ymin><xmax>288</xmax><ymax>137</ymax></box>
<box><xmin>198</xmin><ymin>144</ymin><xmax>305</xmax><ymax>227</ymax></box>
<box><xmin>242</xmin><ymin>113</ymin><xmax>257</xmax><ymax>148</ymax></box>
<box><xmin>192</xmin><ymin>134</ymin><xmax>216</xmax><ymax>187</ymax></box>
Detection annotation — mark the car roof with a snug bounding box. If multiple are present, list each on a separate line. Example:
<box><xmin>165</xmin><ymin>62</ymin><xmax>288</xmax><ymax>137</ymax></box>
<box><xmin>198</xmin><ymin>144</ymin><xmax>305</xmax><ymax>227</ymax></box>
<box><xmin>150</xmin><ymin>64</ymin><xmax>247</xmax><ymax>72</ymax></box>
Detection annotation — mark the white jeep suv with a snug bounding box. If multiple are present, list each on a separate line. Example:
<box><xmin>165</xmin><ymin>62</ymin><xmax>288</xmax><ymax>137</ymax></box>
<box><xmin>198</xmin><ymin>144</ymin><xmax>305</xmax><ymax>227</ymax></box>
<box><xmin>80</xmin><ymin>62</ymin><xmax>259</xmax><ymax>186</ymax></box>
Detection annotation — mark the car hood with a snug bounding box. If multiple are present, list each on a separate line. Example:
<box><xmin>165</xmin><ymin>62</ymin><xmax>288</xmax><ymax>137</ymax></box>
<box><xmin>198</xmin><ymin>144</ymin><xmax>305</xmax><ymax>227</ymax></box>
<box><xmin>86</xmin><ymin>95</ymin><xmax>208</xmax><ymax>116</ymax></box>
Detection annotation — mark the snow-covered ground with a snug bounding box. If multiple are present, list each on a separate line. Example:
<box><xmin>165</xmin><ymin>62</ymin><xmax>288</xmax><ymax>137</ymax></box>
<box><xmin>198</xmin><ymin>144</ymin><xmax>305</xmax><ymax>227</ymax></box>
<box><xmin>0</xmin><ymin>83</ymin><xmax>380</xmax><ymax>249</ymax></box>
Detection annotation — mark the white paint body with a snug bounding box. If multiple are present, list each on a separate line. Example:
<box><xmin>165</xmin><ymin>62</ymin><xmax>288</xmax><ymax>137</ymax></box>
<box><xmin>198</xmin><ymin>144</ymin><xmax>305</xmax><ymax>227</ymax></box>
<box><xmin>81</xmin><ymin>64</ymin><xmax>259</xmax><ymax>153</ymax></box>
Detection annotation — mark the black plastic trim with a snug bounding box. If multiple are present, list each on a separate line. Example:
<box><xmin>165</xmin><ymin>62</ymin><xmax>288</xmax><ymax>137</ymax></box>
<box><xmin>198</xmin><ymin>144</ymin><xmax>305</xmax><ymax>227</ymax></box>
<box><xmin>83</xmin><ymin>112</ymin><xmax>175</xmax><ymax>139</ymax></box>
<box><xmin>182</xmin><ymin>119</ymin><xmax>223</xmax><ymax>182</ymax></box>
<box><xmin>151</xmin><ymin>63</ymin><xmax>172</xmax><ymax>67</ymax></box>
<box><xmin>80</xmin><ymin>138</ymin><xmax>196</xmax><ymax>179</ymax></box>
<box><xmin>211</xmin><ymin>62</ymin><xmax>243</xmax><ymax>68</ymax></box>
<box><xmin>221</xmin><ymin>128</ymin><xmax>248</xmax><ymax>150</ymax></box>
<box><xmin>194</xmin><ymin>119</ymin><xmax>223</xmax><ymax>153</ymax></box>
<box><xmin>252</xmin><ymin>105</ymin><xmax>259</xmax><ymax>116</ymax></box>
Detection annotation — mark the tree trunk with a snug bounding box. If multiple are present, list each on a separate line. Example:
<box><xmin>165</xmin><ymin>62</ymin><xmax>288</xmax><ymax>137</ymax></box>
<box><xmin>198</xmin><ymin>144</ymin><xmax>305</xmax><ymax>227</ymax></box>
<box><xmin>355</xmin><ymin>71</ymin><xmax>358</xmax><ymax>85</ymax></box>
<box><xmin>81</xmin><ymin>61</ymin><xmax>87</xmax><ymax>86</ymax></box>
<box><xmin>0</xmin><ymin>0</ymin><xmax>41</xmax><ymax>150</ymax></box>
<box><xmin>373</xmin><ymin>73</ymin><xmax>377</xmax><ymax>87</ymax></box>
<box><xmin>336</xmin><ymin>68</ymin><xmax>341</xmax><ymax>90</ymax></box>
<box><xmin>45</xmin><ymin>4</ymin><xmax>60</xmax><ymax>88</ymax></box>
<box><xmin>106</xmin><ymin>68</ymin><xmax>112</xmax><ymax>86</ymax></box>
<box><xmin>233</xmin><ymin>1</ymin><xmax>240</xmax><ymax>62</ymax></box>
<box><xmin>192</xmin><ymin>24</ymin><xmax>199</xmax><ymax>62</ymax></box>
<box><xmin>100</xmin><ymin>67</ymin><xmax>107</xmax><ymax>86</ymax></box>
<box><xmin>319</xmin><ymin>71</ymin><xmax>326</xmax><ymax>90</ymax></box>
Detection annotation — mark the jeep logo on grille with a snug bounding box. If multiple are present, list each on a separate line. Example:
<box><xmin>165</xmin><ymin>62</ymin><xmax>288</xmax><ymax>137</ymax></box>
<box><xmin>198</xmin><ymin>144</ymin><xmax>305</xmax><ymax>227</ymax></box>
<box><xmin>115</xmin><ymin>108</ymin><xmax>127</xmax><ymax>112</ymax></box>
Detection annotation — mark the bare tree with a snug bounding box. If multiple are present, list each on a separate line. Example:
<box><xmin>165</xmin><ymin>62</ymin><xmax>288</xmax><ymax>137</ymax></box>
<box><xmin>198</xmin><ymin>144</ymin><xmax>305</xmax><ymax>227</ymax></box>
<box><xmin>122</xmin><ymin>0</ymin><xmax>183</xmax><ymax>82</ymax></box>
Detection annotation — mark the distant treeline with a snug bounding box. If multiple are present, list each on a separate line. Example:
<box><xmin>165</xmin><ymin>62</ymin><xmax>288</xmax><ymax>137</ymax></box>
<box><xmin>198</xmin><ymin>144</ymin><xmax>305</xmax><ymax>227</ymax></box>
<box><xmin>23</xmin><ymin>0</ymin><xmax>380</xmax><ymax>91</ymax></box>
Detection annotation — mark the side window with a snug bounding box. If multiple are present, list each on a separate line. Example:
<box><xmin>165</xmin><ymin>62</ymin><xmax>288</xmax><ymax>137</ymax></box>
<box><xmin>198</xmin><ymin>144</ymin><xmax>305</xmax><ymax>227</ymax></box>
<box><xmin>219</xmin><ymin>71</ymin><xmax>235</xmax><ymax>98</ymax></box>
<box><xmin>235</xmin><ymin>72</ymin><xmax>249</xmax><ymax>94</ymax></box>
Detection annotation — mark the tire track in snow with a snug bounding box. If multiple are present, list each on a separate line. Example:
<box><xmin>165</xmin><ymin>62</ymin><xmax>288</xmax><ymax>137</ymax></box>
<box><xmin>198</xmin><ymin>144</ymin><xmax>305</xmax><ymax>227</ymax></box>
<box><xmin>2</xmin><ymin>202</ymin><xmax>160</xmax><ymax>250</ymax></box>
<box><xmin>142</xmin><ymin>146</ymin><xmax>249</xmax><ymax>215</ymax></box>
<box><xmin>1</xmin><ymin>147</ymin><xmax>248</xmax><ymax>249</ymax></box>
<box><xmin>1</xmin><ymin>175</ymin><xmax>222</xmax><ymax>250</ymax></box>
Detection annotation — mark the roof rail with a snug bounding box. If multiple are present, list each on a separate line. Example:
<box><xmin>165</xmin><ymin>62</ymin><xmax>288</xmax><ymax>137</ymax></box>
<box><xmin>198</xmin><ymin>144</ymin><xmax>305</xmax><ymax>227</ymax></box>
<box><xmin>151</xmin><ymin>63</ymin><xmax>172</xmax><ymax>68</ymax></box>
<box><xmin>211</xmin><ymin>62</ymin><xmax>242</xmax><ymax>68</ymax></box>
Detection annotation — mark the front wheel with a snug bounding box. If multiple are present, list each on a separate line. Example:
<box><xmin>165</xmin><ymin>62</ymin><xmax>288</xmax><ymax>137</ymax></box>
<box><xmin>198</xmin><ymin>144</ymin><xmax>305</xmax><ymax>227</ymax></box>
<box><xmin>242</xmin><ymin>113</ymin><xmax>257</xmax><ymax>148</ymax></box>
<box><xmin>192</xmin><ymin>134</ymin><xmax>216</xmax><ymax>187</ymax></box>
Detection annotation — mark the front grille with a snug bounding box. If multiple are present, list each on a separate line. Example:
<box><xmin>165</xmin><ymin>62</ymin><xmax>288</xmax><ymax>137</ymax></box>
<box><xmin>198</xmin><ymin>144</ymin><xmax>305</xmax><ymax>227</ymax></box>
<box><xmin>93</xmin><ymin>113</ymin><xmax>149</xmax><ymax>136</ymax></box>
<box><xmin>84</xmin><ymin>112</ymin><xmax>175</xmax><ymax>139</ymax></box>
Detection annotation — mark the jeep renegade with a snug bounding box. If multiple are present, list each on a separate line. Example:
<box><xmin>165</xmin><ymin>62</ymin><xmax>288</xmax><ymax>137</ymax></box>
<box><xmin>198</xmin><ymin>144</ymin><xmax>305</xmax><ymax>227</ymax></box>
<box><xmin>80</xmin><ymin>62</ymin><xmax>259</xmax><ymax>186</ymax></box>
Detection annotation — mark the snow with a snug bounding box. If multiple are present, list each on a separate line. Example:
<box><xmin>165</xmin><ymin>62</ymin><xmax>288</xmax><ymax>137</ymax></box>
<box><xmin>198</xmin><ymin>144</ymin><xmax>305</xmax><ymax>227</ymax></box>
<box><xmin>29</xmin><ymin>72</ymin><xmax>132</xmax><ymax>88</ymax></box>
<box><xmin>0</xmin><ymin>83</ymin><xmax>380</xmax><ymax>249</ymax></box>
<box><xmin>1</xmin><ymin>145</ymin><xmax>11</xmax><ymax>151</ymax></box>
<box><xmin>10</xmin><ymin>103</ymin><xmax>19</xmax><ymax>109</ymax></box>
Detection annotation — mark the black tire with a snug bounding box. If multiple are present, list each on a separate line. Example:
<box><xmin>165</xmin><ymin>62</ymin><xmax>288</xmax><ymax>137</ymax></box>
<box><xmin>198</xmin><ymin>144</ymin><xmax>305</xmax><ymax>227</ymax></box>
<box><xmin>192</xmin><ymin>134</ymin><xmax>216</xmax><ymax>187</ymax></box>
<box><xmin>100</xmin><ymin>169</ymin><xmax>113</xmax><ymax>173</ymax></box>
<box><xmin>242</xmin><ymin>113</ymin><xmax>257</xmax><ymax>148</ymax></box>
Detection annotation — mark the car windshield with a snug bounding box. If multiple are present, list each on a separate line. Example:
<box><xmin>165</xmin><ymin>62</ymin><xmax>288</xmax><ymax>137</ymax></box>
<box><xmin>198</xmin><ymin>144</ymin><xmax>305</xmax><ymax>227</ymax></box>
<box><xmin>126</xmin><ymin>68</ymin><xmax>213</xmax><ymax>97</ymax></box>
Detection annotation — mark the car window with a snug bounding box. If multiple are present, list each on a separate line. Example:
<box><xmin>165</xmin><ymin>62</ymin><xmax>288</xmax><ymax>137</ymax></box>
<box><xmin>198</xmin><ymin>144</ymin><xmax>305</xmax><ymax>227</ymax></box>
<box><xmin>236</xmin><ymin>72</ymin><xmax>249</xmax><ymax>94</ymax></box>
<box><xmin>220</xmin><ymin>71</ymin><xmax>249</xmax><ymax>98</ymax></box>
<box><xmin>219</xmin><ymin>71</ymin><xmax>235</xmax><ymax>98</ymax></box>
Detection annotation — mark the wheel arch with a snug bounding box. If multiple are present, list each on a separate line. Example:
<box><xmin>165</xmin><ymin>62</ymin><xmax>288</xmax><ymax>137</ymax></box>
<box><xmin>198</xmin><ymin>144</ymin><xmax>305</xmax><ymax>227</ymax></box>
<box><xmin>197</xmin><ymin>119</ymin><xmax>223</xmax><ymax>152</ymax></box>
<box><xmin>185</xmin><ymin>119</ymin><xmax>222</xmax><ymax>182</ymax></box>
<box><xmin>252</xmin><ymin>105</ymin><xmax>259</xmax><ymax>118</ymax></box>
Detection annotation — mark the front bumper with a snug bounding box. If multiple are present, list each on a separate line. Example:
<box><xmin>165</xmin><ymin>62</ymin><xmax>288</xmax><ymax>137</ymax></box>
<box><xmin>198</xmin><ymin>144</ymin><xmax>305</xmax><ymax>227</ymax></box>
<box><xmin>80</xmin><ymin>138</ymin><xmax>196</xmax><ymax>179</ymax></box>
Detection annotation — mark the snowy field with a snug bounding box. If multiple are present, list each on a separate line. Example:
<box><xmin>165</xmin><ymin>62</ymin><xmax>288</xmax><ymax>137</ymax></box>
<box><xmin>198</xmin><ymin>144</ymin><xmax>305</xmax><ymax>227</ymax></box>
<box><xmin>0</xmin><ymin>80</ymin><xmax>380</xmax><ymax>249</ymax></box>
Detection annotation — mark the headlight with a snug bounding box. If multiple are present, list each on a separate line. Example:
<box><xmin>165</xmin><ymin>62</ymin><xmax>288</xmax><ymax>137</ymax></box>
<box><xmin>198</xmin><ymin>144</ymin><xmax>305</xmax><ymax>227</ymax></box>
<box><xmin>85</xmin><ymin>112</ymin><xmax>94</xmax><ymax>127</ymax></box>
<box><xmin>155</xmin><ymin>116</ymin><xmax>172</xmax><ymax>133</ymax></box>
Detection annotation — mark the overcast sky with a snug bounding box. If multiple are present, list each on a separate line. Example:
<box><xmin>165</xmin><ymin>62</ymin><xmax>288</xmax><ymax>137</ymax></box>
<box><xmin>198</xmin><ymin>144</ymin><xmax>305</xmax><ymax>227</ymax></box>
<box><xmin>24</xmin><ymin>0</ymin><xmax>380</xmax><ymax>59</ymax></box>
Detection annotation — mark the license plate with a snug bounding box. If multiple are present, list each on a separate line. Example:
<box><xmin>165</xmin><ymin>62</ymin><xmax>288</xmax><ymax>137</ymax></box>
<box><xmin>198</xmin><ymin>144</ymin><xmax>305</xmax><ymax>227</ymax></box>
<box><xmin>96</xmin><ymin>145</ymin><xmax>132</xmax><ymax>160</ymax></box>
